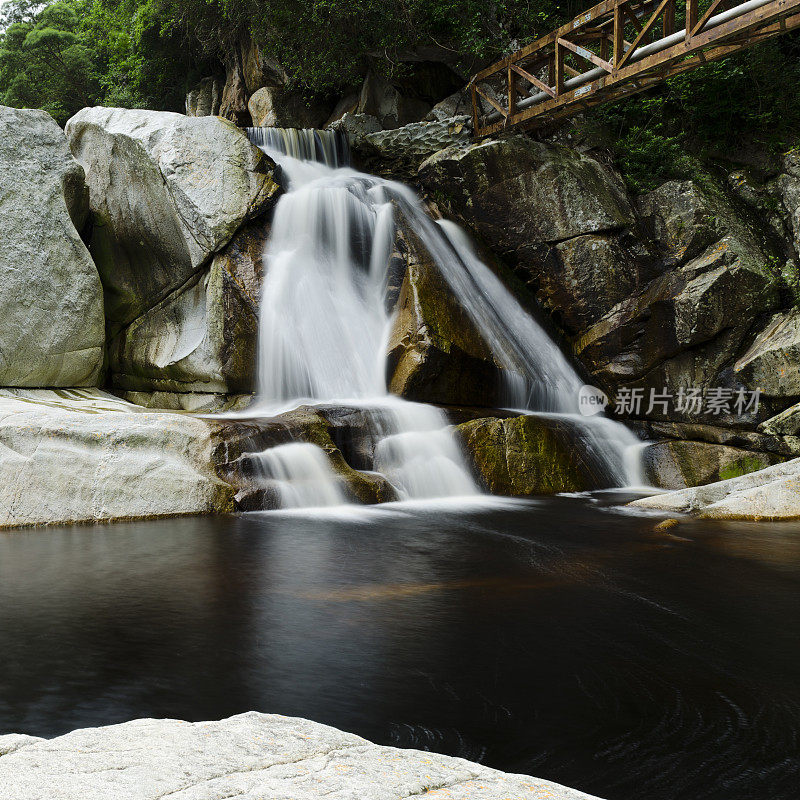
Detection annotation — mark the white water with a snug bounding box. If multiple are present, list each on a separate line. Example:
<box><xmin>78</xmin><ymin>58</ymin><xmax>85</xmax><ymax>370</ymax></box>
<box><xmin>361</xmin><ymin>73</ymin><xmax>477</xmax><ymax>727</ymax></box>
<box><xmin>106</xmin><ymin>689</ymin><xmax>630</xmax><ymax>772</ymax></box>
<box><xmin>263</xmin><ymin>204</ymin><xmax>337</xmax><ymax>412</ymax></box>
<box><xmin>250</xmin><ymin>442</ymin><xmax>347</xmax><ymax>508</ymax></box>
<box><xmin>245</xmin><ymin>127</ymin><xmax>644</xmax><ymax>507</ymax></box>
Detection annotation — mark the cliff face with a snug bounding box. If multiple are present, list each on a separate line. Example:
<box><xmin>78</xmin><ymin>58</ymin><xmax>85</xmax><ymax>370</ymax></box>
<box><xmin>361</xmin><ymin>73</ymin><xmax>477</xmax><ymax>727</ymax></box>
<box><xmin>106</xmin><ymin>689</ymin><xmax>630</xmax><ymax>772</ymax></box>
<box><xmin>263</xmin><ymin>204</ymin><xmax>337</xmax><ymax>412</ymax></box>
<box><xmin>415</xmin><ymin>133</ymin><xmax>800</xmax><ymax>489</ymax></box>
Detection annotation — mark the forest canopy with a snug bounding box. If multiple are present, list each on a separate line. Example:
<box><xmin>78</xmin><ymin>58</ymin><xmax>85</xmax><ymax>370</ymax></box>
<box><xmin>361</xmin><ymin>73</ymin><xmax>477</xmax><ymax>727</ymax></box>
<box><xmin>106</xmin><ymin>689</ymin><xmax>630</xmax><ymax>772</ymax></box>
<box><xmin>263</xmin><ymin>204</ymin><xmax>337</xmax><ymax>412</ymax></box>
<box><xmin>1</xmin><ymin>0</ymin><xmax>799</xmax><ymax>187</ymax></box>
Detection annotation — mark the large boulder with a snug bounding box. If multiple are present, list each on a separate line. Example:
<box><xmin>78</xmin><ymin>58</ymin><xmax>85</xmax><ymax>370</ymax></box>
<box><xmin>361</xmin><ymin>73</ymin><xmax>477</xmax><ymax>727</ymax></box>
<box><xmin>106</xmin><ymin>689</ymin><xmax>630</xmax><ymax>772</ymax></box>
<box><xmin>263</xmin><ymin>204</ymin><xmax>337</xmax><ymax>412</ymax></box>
<box><xmin>107</xmin><ymin>219</ymin><xmax>268</xmax><ymax>394</ymax></box>
<box><xmin>386</xmin><ymin>212</ymin><xmax>504</xmax><ymax>406</ymax></box>
<box><xmin>0</xmin><ymin>106</ymin><xmax>104</xmax><ymax>386</ymax></box>
<box><xmin>356</xmin><ymin>70</ymin><xmax>433</xmax><ymax>129</ymax></box>
<box><xmin>631</xmin><ymin>458</ymin><xmax>800</xmax><ymax>520</ymax></box>
<box><xmin>248</xmin><ymin>86</ymin><xmax>333</xmax><ymax>129</ymax></box>
<box><xmin>734</xmin><ymin>308</ymin><xmax>800</xmax><ymax>399</ymax></box>
<box><xmin>456</xmin><ymin>415</ymin><xmax>607</xmax><ymax>495</ymax></box>
<box><xmin>0</xmin><ymin>390</ymin><xmax>234</xmax><ymax>528</ymax></box>
<box><xmin>65</xmin><ymin>107</ymin><xmax>280</xmax><ymax>334</ymax></box>
<box><xmin>0</xmin><ymin>713</ymin><xmax>597</xmax><ymax>799</ymax></box>
<box><xmin>642</xmin><ymin>439</ymin><xmax>783</xmax><ymax>490</ymax></box>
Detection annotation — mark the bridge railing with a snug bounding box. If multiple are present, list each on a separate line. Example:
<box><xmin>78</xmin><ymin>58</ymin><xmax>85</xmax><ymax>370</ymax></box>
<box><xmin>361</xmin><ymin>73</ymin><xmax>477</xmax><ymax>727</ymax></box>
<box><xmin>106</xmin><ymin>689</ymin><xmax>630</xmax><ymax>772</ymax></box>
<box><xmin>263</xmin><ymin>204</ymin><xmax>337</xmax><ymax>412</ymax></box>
<box><xmin>470</xmin><ymin>0</ymin><xmax>800</xmax><ymax>137</ymax></box>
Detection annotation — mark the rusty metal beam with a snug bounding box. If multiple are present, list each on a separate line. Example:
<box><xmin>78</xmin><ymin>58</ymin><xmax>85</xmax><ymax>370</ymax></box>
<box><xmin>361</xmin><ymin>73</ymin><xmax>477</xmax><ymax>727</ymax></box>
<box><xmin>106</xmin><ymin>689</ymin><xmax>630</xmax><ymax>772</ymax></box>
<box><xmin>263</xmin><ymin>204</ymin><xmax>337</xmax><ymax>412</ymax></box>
<box><xmin>471</xmin><ymin>0</ymin><xmax>800</xmax><ymax>137</ymax></box>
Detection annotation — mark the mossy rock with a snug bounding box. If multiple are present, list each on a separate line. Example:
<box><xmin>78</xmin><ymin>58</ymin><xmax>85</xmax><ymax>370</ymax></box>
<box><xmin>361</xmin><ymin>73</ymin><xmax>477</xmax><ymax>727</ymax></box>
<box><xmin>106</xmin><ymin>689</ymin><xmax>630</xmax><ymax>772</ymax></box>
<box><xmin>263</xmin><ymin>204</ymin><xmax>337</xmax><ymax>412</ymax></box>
<box><xmin>642</xmin><ymin>439</ymin><xmax>784</xmax><ymax>490</ymax></box>
<box><xmin>455</xmin><ymin>414</ymin><xmax>606</xmax><ymax>495</ymax></box>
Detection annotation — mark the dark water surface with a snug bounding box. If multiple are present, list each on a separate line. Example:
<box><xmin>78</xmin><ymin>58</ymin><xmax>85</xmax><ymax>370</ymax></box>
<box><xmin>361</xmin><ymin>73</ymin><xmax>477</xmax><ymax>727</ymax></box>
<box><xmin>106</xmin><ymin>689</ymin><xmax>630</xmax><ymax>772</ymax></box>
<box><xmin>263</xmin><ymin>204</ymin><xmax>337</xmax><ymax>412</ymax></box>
<box><xmin>1</xmin><ymin>497</ymin><xmax>799</xmax><ymax>799</ymax></box>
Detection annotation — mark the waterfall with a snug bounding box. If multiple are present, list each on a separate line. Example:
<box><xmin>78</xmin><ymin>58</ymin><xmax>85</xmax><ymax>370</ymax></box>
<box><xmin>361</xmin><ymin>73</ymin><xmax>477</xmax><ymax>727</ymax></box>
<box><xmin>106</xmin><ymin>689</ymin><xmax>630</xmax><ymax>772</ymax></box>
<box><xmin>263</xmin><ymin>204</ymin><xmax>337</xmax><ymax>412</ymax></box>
<box><xmin>249</xmin><ymin>442</ymin><xmax>347</xmax><ymax>509</ymax></box>
<box><xmin>245</xmin><ymin>127</ymin><xmax>643</xmax><ymax>508</ymax></box>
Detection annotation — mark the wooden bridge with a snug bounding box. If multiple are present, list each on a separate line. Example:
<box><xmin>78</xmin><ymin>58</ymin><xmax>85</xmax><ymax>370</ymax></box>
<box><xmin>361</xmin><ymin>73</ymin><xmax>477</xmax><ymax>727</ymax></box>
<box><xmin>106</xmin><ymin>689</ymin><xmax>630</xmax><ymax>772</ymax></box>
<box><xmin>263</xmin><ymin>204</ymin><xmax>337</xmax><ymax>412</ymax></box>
<box><xmin>470</xmin><ymin>0</ymin><xmax>800</xmax><ymax>137</ymax></box>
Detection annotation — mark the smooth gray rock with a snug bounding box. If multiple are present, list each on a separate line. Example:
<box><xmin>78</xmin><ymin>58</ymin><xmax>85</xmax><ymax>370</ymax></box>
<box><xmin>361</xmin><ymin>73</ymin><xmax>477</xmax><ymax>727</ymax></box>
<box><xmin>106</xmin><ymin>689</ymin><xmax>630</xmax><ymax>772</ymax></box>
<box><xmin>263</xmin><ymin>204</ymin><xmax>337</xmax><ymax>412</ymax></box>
<box><xmin>0</xmin><ymin>106</ymin><xmax>105</xmax><ymax>386</ymax></box>
<box><xmin>632</xmin><ymin>458</ymin><xmax>800</xmax><ymax>520</ymax></box>
<box><xmin>0</xmin><ymin>389</ymin><xmax>233</xmax><ymax>529</ymax></box>
<box><xmin>65</xmin><ymin>107</ymin><xmax>280</xmax><ymax>333</ymax></box>
<box><xmin>0</xmin><ymin>713</ymin><xmax>601</xmax><ymax>799</ymax></box>
<box><xmin>107</xmin><ymin>219</ymin><xmax>267</xmax><ymax>394</ymax></box>
<box><xmin>248</xmin><ymin>86</ymin><xmax>331</xmax><ymax>128</ymax></box>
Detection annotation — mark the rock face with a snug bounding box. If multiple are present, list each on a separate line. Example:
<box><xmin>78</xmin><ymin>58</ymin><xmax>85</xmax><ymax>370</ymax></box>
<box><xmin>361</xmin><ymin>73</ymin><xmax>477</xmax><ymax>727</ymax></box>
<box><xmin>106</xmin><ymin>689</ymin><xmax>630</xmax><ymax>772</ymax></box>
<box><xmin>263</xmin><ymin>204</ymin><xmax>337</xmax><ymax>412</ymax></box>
<box><xmin>632</xmin><ymin>458</ymin><xmax>800</xmax><ymax>520</ymax></box>
<box><xmin>734</xmin><ymin>308</ymin><xmax>800</xmax><ymax>398</ymax></box>
<box><xmin>108</xmin><ymin>219</ymin><xmax>268</xmax><ymax>394</ymax></box>
<box><xmin>185</xmin><ymin>77</ymin><xmax>224</xmax><ymax>117</ymax></box>
<box><xmin>65</xmin><ymin>107</ymin><xmax>280</xmax><ymax>334</ymax></box>
<box><xmin>642</xmin><ymin>439</ymin><xmax>783</xmax><ymax>490</ymax></box>
<box><xmin>0</xmin><ymin>106</ymin><xmax>104</xmax><ymax>387</ymax></box>
<box><xmin>66</xmin><ymin>107</ymin><xmax>281</xmax><ymax>394</ymax></box>
<box><xmin>0</xmin><ymin>713</ymin><xmax>599</xmax><ymax>800</ymax></box>
<box><xmin>420</xmin><ymin>135</ymin><xmax>800</xmax><ymax>475</ymax></box>
<box><xmin>456</xmin><ymin>415</ymin><xmax>608</xmax><ymax>495</ymax></box>
<box><xmin>420</xmin><ymin>136</ymin><xmax>644</xmax><ymax>334</ymax></box>
<box><xmin>0</xmin><ymin>390</ymin><xmax>234</xmax><ymax>528</ymax></box>
<box><xmin>354</xmin><ymin>117</ymin><xmax>471</xmax><ymax>178</ymax></box>
<box><xmin>213</xmin><ymin>405</ymin><xmax>397</xmax><ymax>509</ymax></box>
<box><xmin>386</xmin><ymin>212</ymin><xmax>504</xmax><ymax>406</ymax></box>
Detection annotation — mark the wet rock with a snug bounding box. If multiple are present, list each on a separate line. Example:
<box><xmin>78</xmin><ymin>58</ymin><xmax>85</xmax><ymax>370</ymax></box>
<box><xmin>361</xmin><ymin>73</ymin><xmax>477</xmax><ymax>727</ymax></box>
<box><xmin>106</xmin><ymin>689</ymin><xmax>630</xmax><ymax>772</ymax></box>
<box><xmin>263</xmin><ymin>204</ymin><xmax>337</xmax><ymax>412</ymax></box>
<box><xmin>456</xmin><ymin>415</ymin><xmax>606</xmax><ymax>495</ymax></box>
<box><xmin>65</xmin><ymin>107</ymin><xmax>280</xmax><ymax>334</ymax></box>
<box><xmin>420</xmin><ymin>136</ymin><xmax>634</xmax><ymax>252</ymax></box>
<box><xmin>419</xmin><ymin>136</ymin><xmax>642</xmax><ymax>333</ymax></box>
<box><xmin>0</xmin><ymin>713</ymin><xmax>597</xmax><ymax>799</ymax></box>
<box><xmin>0</xmin><ymin>390</ymin><xmax>234</xmax><ymax>529</ymax></box>
<box><xmin>642</xmin><ymin>439</ymin><xmax>783</xmax><ymax>490</ymax></box>
<box><xmin>631</xmin><ymin>458</ymin><xmax>800</xmax><ymax>520</ymax></box>
<box><xmin>329</xmin><ymin>112</ymin><xmax>383</xmax><ymax>148</ymax></box>
<box><xmin>357</xmin><ymin>117</ymin><xmax>471</xmax><ymax>178</ymax></box>
<box><xmin>211</xmin><ymin>407</ymin><xmax>397</xmax><ymax>508</ymax></box>
<box><xmin>108</xmin><ymin>220</ymin><xmax>269</xmax><ymax>394</ymax></box>
<box><xmin>633</xmin><ymin>419</ymin><xmax>800</xmax><ymax>458</ymax></box>
<box><xmin>0</xmin><ymin>106</ymin><xmax>104</xmax><ymax>387</ymax></box>
<box><xmin>118</xmin><ymin>392</ymin><xmax>254</xmax><ymax>414</ymax></box>
<box><xmin>386</xmin><ymin>213</ymin><xmax>504</xmax><ymax>407</ymax></box>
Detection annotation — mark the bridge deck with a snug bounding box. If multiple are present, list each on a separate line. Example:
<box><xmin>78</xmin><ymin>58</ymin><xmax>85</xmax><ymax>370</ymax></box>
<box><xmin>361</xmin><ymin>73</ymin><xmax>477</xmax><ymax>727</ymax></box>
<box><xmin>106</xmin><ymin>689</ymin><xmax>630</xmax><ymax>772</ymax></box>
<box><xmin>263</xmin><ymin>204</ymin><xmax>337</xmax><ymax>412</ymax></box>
<box><xmin>470</xmin><ymin>0</ymin><xmax>800</xmax><ymax>137</ymax></box>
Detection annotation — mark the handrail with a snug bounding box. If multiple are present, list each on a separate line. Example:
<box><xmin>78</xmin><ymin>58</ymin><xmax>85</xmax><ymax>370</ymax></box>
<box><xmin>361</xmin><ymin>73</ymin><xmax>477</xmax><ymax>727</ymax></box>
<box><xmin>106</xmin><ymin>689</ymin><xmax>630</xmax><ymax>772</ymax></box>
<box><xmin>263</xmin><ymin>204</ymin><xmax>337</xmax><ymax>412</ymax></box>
<box><xmin>471</xmin><ymin>0</ymin><xmax>800</xmax><ymax>136</ymax></box>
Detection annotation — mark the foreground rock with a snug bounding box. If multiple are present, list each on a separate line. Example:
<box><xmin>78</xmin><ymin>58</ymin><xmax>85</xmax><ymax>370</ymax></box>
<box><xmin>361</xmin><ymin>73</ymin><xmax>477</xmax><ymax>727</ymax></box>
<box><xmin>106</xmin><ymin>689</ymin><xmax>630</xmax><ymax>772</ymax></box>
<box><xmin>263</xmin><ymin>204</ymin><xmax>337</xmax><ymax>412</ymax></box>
<box><xmin>0</xmin><ymin>391</ymin><xmax>397</xmax><ymax>528</ymax></box>
<box><xmin>0</xmin><ymin>713</ymin><xmax>599</xmax><ymax>799</ymax></box>
<box><xmin>65</xmin><ymin>107</ymin><xmax>280</xmax><ymax>334</ymax></box>
<box><xmin>0</xmin><ymin>106</ymin><xmax>104</xmax><ymax>387</ymax></box>
<box><xmin>0</xmin><ymin>390</ymin><xmax>233</xmax><ymax>528</ymax></box>
<box><xmin>632</xmin><ymin>458</ymin><xmax>800</xmax><ymax>519</ymax></box>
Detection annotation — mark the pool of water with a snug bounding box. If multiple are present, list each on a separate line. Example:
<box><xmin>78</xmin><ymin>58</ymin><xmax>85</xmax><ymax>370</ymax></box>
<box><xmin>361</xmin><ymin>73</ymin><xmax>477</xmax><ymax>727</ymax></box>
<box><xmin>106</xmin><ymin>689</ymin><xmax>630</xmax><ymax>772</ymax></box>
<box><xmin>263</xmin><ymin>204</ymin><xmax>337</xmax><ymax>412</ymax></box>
<box><xmin>1</xmin><ymin>497</ymin><xmax>798</xmax><ymax>799</ymax></box>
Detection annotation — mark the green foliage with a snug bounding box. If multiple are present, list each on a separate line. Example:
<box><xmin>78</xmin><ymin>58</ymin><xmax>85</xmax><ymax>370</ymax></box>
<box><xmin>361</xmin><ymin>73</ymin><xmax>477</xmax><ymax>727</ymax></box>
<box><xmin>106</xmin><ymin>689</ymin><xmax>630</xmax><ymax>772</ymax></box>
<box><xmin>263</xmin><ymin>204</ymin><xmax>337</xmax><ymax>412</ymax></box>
<box><xmin>0</xmin><ymin>0</ymin><xmax>211</xmax><ymax>123</ymax></box>
<box><xmin>583</xmin><ymin>35</ymin><xmax>800</xmax><ymax>192</ymax></box>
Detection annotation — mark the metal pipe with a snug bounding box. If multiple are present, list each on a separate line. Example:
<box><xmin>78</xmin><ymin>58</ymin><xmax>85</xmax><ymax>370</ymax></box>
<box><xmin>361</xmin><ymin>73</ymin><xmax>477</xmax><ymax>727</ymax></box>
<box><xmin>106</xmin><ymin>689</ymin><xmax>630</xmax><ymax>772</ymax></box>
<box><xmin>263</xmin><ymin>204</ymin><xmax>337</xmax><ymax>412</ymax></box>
<box><xmin>483</xmin><ymin>0</ymin><xmax>774</xmax><ymax>123</ymax></box>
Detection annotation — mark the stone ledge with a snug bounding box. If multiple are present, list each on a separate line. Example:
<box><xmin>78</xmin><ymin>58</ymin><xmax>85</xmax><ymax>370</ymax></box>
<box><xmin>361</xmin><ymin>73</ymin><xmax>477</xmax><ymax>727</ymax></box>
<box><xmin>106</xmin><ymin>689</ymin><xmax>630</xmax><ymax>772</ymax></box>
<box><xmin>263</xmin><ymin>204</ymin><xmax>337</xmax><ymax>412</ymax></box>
<box><xmin>0</xmin><ymin>713</ymin><xmax>601</xmax><ymax>800</ymax></box>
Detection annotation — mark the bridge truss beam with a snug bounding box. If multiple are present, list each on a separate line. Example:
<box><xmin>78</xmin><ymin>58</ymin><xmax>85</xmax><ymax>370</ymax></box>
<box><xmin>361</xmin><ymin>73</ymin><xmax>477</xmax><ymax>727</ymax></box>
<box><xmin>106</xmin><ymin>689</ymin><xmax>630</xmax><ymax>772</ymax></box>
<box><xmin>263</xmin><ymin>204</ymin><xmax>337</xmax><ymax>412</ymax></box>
<box><xmin>470</xmin><ymin>0</ymin><xmax>800</xmax><ymax>137</ymax></box>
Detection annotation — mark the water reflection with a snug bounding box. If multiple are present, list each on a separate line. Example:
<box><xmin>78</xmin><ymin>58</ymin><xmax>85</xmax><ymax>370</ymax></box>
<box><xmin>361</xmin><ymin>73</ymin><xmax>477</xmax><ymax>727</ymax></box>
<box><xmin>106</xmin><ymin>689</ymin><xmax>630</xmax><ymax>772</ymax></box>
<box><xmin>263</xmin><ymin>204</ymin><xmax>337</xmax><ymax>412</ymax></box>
<box><xmin>0</xmin><ymin>499</ymin><xmax>798</xmax><ymax>800</ymax></box>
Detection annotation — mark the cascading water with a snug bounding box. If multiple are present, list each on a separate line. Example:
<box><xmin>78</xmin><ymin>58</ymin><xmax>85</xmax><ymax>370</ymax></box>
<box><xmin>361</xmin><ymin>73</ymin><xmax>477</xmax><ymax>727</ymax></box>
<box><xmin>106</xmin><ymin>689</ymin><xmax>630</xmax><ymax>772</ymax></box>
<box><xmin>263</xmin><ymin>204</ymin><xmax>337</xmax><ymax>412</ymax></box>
<box><xmin>245</xmin><ymin>126</ymin><xmax>643</xmax><ymax>508</ymax></box>
<box><xmin>250</xmin><ymin>442</ymin><xmax>347</xmax><ymax>509</ymax></box>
